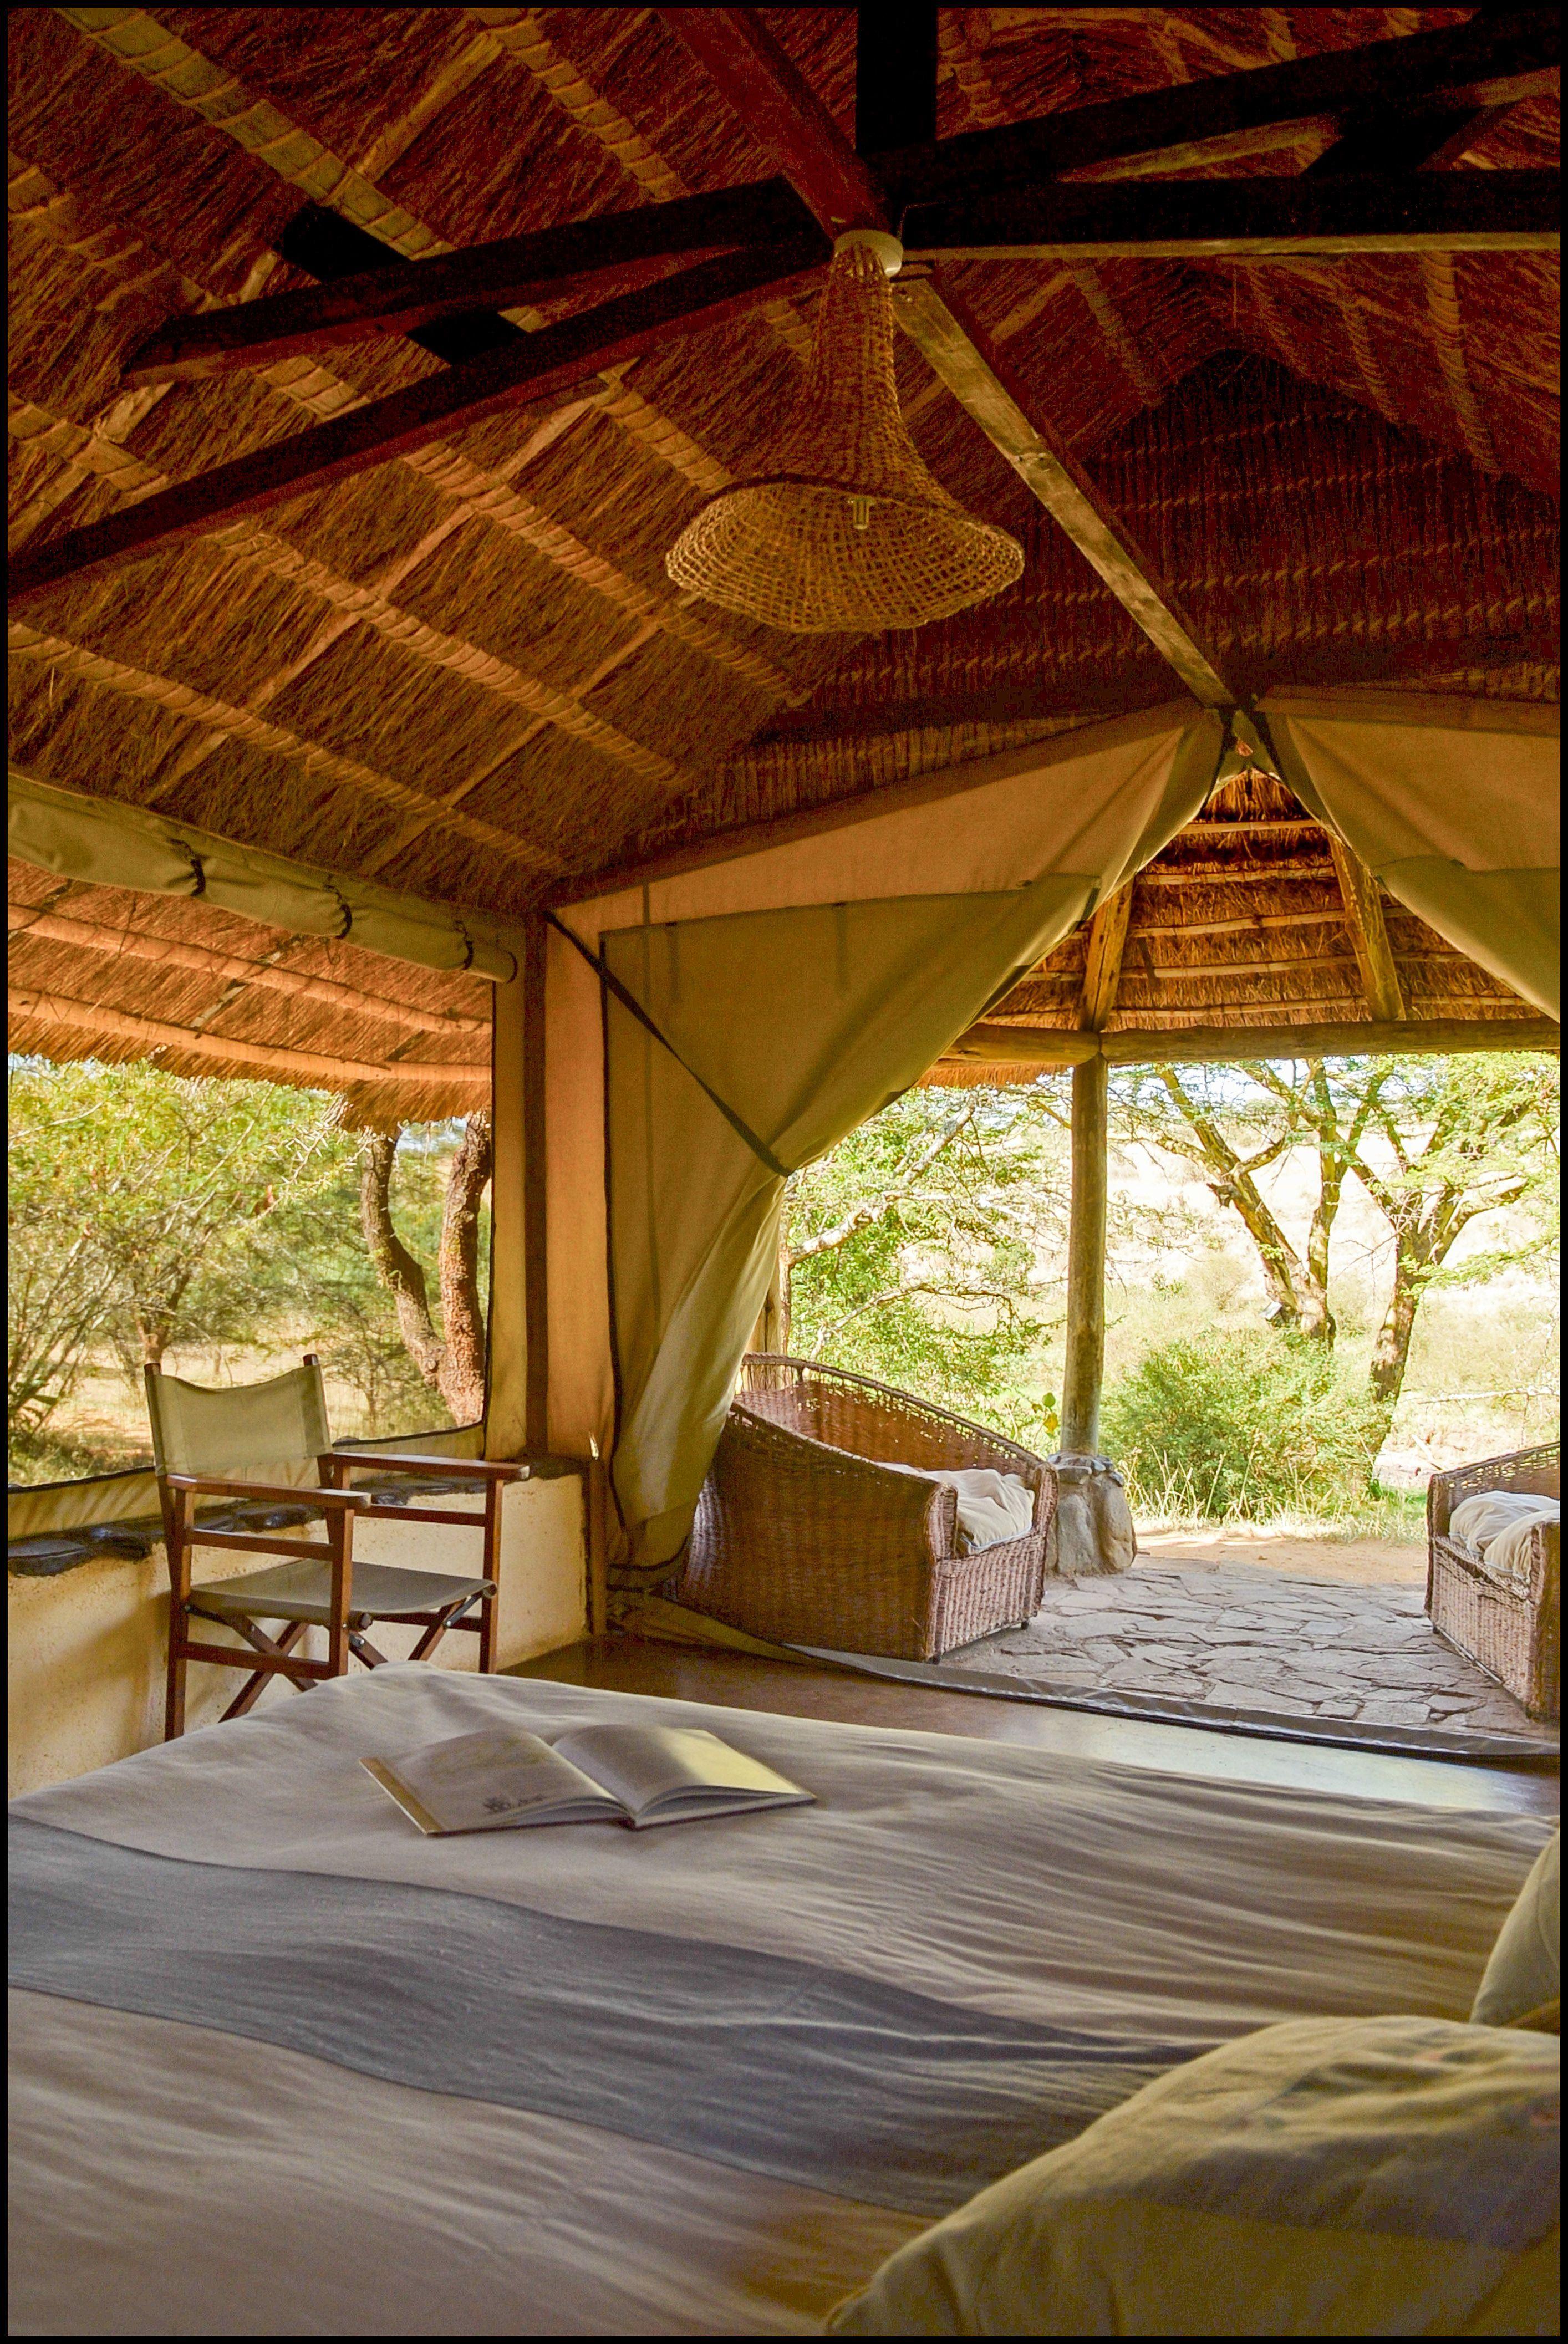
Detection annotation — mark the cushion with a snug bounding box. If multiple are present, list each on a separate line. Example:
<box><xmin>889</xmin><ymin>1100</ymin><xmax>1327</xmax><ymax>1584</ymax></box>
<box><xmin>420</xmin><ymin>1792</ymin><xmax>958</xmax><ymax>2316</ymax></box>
<box><xmin>1473</xmin><ymin>1834</ymin><xmax>1560</xmax><ymax>2029</ymax></box>
<box><xmin>826</xmin><ymin>2016</ymin><xmax>1560</xmax><ymax>2337</ymax></box>
<box><xmin>1481</xmin><ymin>1509</ymin><xmax>1559</xmax><ymax>1597</ymax></box>
<box><xmin>1450</xmin><ymin>1492</ymin><xmax>1559</xmax><ymax>1558</ymax></box>
<box><xmin>875</xmin><ymin>1461</ymin><xmax>1036</xmax><ymax>1553</ymax></box>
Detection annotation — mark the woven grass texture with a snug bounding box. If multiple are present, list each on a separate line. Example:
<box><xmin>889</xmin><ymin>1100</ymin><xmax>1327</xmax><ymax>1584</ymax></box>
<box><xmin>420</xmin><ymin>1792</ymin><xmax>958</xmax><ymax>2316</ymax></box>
<box><xmin>6</xmin><ymin>3</ymin><xmax>1559</xmax><ymax>1084</ymax></box>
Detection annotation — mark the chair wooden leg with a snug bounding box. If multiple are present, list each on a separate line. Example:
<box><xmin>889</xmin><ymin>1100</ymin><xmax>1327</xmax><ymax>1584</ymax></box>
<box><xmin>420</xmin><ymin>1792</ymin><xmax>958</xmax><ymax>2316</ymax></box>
<box><xmin>478</xmin><ymin>1588</ymin><xmax>496</xmax><ymax>1674</ymax></box>
<box><xmin>219</xmin><ymin>1621</ymin><xmax>310</xmax><ymax>1720</ymax></box>
<box><xmin>348</xmin><ymin>1629</ymin><xmax>390</xmax><ymax>1667</ymax></box>
<box><xmin>165</xmin><ymin>1611</ymin><xmax>189</xmax><ymax>1741</ymax></box>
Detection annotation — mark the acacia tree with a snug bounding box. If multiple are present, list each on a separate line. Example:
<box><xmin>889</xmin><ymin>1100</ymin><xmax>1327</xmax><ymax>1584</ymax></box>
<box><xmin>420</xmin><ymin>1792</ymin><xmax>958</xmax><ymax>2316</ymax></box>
<box><xmin>777</xmin><ymin>1087</ymin><xmax>1070</xmax><ymax>1445</ymax></box>
<box><xmin>359</xmin><ymin>1110</ymin><xmax>492</xmax><ymax>1424</ymax></box>
<box><xmin>1112</xmin><ymin>1053</ymin><xmax>1559</xmax><ymax>1440</ymax></box>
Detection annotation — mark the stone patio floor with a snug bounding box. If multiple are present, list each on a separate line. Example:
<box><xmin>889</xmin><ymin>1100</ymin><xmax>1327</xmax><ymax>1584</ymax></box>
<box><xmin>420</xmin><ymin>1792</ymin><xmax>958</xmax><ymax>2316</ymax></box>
<box><xmin>945</xmin><ymin>1558</ymin><xmax>1557</xmax><ymax>1744</ymax></box>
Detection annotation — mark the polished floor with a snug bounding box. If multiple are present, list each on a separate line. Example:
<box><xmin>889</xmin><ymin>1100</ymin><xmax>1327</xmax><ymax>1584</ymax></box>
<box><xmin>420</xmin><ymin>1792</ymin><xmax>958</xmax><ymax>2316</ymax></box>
<box><xmin>512</xmin><ymin>1637</ymin><xmax>1560</xmax><ymax>1820</ymax></box>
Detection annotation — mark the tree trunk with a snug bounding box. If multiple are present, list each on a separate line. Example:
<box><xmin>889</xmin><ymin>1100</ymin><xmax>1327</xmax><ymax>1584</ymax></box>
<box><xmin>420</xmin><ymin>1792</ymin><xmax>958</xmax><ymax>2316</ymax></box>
<box><xmin>1367</xmin><ymin>1252</ymin><xmax>1421</xmax><ymax>1451</ymax></box>
<box><xmin>436</xmin><ymin>1110</ymin><xmax>491</xmax><ymax>1424</ymax></box>
<box><xmin>359</xmin><ymin>1132</ymin><xmax>445</xmax><ymax>1393</ymax></box>
<box><xmin>1061</xmin><ymin>1056</ymin><xmax>1108</xmax><ymax>1454</ymax></box>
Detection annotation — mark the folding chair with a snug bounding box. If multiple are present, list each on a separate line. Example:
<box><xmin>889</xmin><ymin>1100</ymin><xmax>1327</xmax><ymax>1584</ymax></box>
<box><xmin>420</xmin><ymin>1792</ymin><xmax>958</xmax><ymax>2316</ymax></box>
<box><xmin>147</xmin><ymin>1360</ymin><xmax>522</xmax><ymax>1740</ymax></box>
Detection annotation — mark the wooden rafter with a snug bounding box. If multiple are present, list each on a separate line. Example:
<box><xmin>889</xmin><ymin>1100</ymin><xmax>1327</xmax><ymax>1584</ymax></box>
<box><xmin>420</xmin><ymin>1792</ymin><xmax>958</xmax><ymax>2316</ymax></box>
<box><xmin>1070</xmin><ymin>896</ymin><xmax>1130</xmax><ymax>1033</ymax></box>
<box><xmin>6</xmin><ymin>903</ymin><xmax>490</xmax><ymax>1037</ymax></box>
<box><xmin>7</xmin><ymin>988</ymin><xmax>487</xmax><ymax>1088</ymax></box>
<box><xmin>123</xmin><ymin>181</ymin><xmax>817</xmax><ymax>384</ymax></box>
<box><xmin>658</xmin><ymin>9</ymin><xmax>1240</xmax><ymax>712</ymax></box>
<box><xmin>1325</xmin><ymin>839</ymin><xmax>1409</xmax><ymax>1024</ymax></box>
<box><xmin>6</xmin><ymin>243</ymin><xmax>822</xmax><ymax>606</ymax></box>
<box><xmin>873</xmin><ymin>9</ymin><xmax>1560</xmax><ymax>203</ymax></box>
<box><xmin>7</xmin><ymin>621</ymin><xmax>559</xmax><ymax>875</ymax></box>
<box><xmin>941</xmin><ymin>1017</ymin><xmax>1559</xmax><ymax>1070</ymax></box>
<box><xmin>1078</xmin><ymin>890</ymin><xmax>1134</xmax><ymax>1032</ymax></box>
<box><xmin>898</xmin><ymin>173</ymin><xmax>1559</xmax><ymax>263</ymax></box>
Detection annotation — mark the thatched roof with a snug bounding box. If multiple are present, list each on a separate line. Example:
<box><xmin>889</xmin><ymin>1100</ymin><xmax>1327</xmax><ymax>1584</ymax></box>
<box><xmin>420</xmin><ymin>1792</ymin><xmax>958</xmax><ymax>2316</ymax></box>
<box><xmin>7</xmin><ymin>6</ymin><xmax>1560</xmax><ymax>1098</ymax></box>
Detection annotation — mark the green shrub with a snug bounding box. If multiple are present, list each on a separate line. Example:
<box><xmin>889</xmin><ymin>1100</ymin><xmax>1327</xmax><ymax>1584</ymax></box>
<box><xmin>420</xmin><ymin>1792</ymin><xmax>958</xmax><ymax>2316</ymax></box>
<box><xmin>1103</xmin><ymin>1332</ymin><xmax>1382</xmax><ymax>1522</ymax></box>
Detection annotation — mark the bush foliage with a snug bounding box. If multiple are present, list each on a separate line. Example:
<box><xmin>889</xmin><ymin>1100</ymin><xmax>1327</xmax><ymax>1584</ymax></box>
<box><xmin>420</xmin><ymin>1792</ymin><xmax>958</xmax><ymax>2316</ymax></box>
<box><xmin>1103</xmin><ymin>1331</ymin><xmax>1384</xmax><ymax>1521</ymax></box>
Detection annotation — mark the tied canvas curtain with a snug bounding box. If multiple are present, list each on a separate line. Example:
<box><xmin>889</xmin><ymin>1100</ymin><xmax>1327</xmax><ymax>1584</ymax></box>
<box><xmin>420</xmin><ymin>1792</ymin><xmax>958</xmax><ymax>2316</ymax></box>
<box><xmin>1262</xmin><ymin>695</ymin><xmax>1561</xmax><ymax>1019</ymax></box>
<box><xmin>574</xmin><ymin>707</ymin><xmax>1224</xmax><ymax>1573</ymax></box>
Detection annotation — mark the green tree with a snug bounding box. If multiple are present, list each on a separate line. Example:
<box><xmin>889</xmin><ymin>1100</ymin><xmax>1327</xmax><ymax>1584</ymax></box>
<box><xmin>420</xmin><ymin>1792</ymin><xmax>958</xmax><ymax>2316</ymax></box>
<box><xmin>1110</xmin><ymin>1053</ymin><xmax>1559</xmax><ymax>1443</ymax></box>
<box><xmin>780</xmin><ymin>1087</ymin><xmax>1066</xmax><ymax>1445</ymax></box>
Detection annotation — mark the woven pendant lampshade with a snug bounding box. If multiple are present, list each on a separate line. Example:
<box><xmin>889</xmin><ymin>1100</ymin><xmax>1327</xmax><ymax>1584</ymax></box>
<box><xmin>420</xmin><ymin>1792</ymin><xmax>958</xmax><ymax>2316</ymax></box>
<box><xmin>666</xmin><ymin>239</ymin><xmax>1024</xmax><ymax>633</ymax></box>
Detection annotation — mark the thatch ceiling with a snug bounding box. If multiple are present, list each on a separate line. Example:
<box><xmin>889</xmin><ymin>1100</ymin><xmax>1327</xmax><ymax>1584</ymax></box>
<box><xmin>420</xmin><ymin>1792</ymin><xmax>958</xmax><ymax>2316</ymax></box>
<box><xmin>6</xmin><ymin>6</ymin><xmax>1560</xmax><ymax>1093</ymax></box>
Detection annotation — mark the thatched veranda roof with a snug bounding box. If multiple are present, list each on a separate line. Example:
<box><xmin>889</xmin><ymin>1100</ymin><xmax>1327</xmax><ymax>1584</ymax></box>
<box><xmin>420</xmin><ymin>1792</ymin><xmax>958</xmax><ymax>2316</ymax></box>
<box><xmin>7</xmin><ymin>6</ymin><xmax>1560</xmax><ymax>1103</ymax></box>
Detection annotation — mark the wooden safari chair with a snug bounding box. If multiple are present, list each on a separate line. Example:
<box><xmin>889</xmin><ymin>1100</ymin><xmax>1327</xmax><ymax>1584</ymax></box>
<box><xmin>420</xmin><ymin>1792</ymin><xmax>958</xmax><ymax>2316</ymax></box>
<box><xmin>146</xmin><ymin>1360</ymin><xmax>521</xmax><ymax>1740</ymax></box>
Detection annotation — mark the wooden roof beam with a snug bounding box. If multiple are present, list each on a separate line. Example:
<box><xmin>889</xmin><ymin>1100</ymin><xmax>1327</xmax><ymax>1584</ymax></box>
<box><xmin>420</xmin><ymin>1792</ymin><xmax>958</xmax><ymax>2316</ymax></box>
<box><xmin>893</xmin><ymin>277</ymin><xmax>1237</xmax><ymax>706</ymax></box>
<box><xmin>8</xmin><ymin>988</ymin><xmax>487</xmax><ymax>1089</ymax></box>
<box><xmin>941</xmin><ymin>1017</ymin><xmax>1559</xmax><ymax>1071</ymax></box>
<box><xmin>659</xmin><ymin>11</ymin><xmax>1237</xmax><ymax>710</ymax></box>
<box><xmin>122</xmin><ymin>180</ymin><xmax>819</xmax><ymax>384</ymax></box>
<box><xmin>7</xmin><ymin>243</ymin><xmax>822</xmax><ymax>606</ymax></box>
<box><xmin>873</xmin><ymin>9</ymin><xmax>1560</xmax><ymax>204</ymax></box>
<box><xmin>898</xmin><ymin>173</ymin><xmax>1559</xmax><ymax>264</ymax></box>
<box><xmin>1325</xmin><ymin>840</ymin><xmax>1408</xmax><ymax>1024</ymax></box>
<box><xmin>1078</xmin><ymin>890</ymin><xmax>1133</xmax><ymax>1032</ymax></box>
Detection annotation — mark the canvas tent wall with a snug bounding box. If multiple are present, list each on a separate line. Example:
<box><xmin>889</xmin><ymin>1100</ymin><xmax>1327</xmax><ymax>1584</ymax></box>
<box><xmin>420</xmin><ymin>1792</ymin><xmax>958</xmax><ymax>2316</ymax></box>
<box><xmin>496</xmin><ymin>693</ymin><xmax>1559</xmax><ymax>1584</ymax></box>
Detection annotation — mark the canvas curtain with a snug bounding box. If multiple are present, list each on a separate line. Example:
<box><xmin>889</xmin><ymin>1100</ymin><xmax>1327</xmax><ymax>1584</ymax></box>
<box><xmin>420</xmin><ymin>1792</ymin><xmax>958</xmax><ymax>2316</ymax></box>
<box><xmin>1262</xmin><ymin>695</ymin><xmax>1561</xmax><ymax>1019</ymax></box>
<box><xmin>542</xmin><ymin>706</ymin><xmax>1224</xmax><ymax>1573</ymax></box>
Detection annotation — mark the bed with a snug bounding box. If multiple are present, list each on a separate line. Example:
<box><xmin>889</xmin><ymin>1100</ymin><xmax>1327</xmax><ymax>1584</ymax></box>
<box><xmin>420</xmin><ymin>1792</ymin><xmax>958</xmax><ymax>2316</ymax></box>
<box><xmin>8</xmin><ymin>1663</ymin><xmax>1554</xmax><ymax>2337</ymax></box>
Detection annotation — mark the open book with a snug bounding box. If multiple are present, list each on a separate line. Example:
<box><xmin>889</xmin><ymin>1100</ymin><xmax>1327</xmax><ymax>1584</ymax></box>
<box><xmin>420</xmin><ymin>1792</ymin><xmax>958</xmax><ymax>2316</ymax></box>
<box><xmin>363</xmin><ymin>1720</ymin><xmax>814</xmax><ymax>1836</ymax></box>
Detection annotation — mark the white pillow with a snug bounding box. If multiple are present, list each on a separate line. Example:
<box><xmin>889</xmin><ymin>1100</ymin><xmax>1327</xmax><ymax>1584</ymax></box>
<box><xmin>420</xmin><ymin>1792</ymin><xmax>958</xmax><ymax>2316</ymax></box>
<box><xmin>1472</xmin><ymin>1833</ymin><xmax>1560</xmax><ymax>2028</ymax></box>
<box><xmin>875</xmin><ymin>1461</ymin><xmax>1036</xmax><ymax>1552</ymax></box>
<box><xmin>1484</xmin><ymin>1509</ymin><xmax>1559</xmax><ymax>1596</ymax></box>
<box><xmin>827</xmin><ymin>2015</ymin><xmax>1561</xmax><ymax>2338</ymax></box>
<box><xmin>1450</xmin><ymin>1492</ymin><xmax>1559</xmax><ymax>1557</ymax></box>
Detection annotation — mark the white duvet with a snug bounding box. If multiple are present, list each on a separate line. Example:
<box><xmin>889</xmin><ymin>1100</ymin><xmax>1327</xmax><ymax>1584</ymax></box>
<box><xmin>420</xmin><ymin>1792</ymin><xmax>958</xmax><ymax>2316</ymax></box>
<box><xmin>8</xmin><ymin>1664</ymin><xmax>1553</xmax><ymax>2337</ymax></box>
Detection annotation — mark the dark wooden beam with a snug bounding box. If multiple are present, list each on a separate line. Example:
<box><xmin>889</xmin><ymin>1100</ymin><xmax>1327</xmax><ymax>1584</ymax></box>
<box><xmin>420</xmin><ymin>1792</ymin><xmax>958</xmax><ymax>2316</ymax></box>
<box><xmin>940</xmin><ymin>1017</ymin><xmax>1560</xmax><ymax>1069</ymax></box>
<box><xmin>660</xmin><ymin>13</ymin><xmax>1240</xmax><ymax>709</ymax></box>
<box><xmin>658</xmin><ymin>8</ymin><xmax>887</xmax><ymax>233</ymax></box>
<box><xmin>124</xmin><ymin>180</ymin><xmax>821</xmax><ymax>384</ymax></box>
<box><xmin>894</xmin><ymin>274</ymin><xmax>1237</xmax><ymax>705</ymax></box>
<box><xmin>898</xmin><ymin>171</ymin><xmax>1560</xmax><ymax>262</ymax></box>
<box><xmin>856</xmin><ymin>4</ymin><xmax>938</xmax><ymax>155</ymax></box>
<box><xmin>6</xmin><ymin>242</ymin><xmax>823</xmax><ymax>607</ymax></box>
<box><xmin>521</xmin><ymin>914</ymin><xmax>550</xmax><ymax>1458</ymax></box>
<box><xmin>872</xmin><ymin>9</ymin><xmax>1560</xmax><ymax>205</ymax></box>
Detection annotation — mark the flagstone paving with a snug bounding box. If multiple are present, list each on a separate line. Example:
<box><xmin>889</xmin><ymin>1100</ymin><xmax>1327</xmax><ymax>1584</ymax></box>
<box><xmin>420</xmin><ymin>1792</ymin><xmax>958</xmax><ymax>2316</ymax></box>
<box><xmin>944</xmin><ymin>1563</ymin><xmax>1557</xmax><ymax>1743</ymax></box>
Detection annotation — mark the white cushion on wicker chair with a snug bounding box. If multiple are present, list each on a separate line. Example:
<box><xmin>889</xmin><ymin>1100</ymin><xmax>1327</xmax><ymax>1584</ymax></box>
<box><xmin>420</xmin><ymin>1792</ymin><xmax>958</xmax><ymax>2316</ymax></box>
<box><xmin>877</xmin><ymin>1461</ymin><xmax>1036</xmax><ymax>1553</ymax></box>
<box><xmin>1451</xmin><ymin>1492</ymin><xmax>1559</xmax><ymax>1552</ymax></box>
<box><xmin>1451</xmin><ymin>1494</ymin><xmax>1560</xmax><ymax>1594</ymax></box>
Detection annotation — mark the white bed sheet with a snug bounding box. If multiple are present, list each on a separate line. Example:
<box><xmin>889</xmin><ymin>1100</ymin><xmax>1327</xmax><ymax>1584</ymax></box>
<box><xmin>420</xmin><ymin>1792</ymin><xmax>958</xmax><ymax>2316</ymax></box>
<box><xmin>8</xmin><ymin>1664</ymin><xmax>1554</xmax><ymax>2337</ymax></box>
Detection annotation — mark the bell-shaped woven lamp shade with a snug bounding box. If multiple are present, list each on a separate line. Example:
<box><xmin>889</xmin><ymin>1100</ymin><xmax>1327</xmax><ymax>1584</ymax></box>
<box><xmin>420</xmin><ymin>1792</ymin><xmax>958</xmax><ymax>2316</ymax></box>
<box><xmin>665</xmin><ymin>242</ymin><xmax>1024</xmax><ymax>633</ymax></box>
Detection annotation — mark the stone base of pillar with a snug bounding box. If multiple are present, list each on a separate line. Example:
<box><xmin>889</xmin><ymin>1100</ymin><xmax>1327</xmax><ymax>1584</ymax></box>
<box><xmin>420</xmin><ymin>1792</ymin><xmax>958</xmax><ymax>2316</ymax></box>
<box><xmin>1045</xmin><ymin>1453</ymin><xmax>1137</xmax><ymax>1577</ymax></box>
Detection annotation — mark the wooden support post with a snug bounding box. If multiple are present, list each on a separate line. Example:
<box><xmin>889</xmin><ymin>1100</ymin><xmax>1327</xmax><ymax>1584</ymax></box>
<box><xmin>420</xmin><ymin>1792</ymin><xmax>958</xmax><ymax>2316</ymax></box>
<box><xmin>1060</xmin><ymin>1056</ymin><xmax>1109</xmax><ymax>1456</ymax></box>
<box><xmin>521</xmin><ymin>914</ymin><xmax>550</xmax><ymax>1456</ymax></box>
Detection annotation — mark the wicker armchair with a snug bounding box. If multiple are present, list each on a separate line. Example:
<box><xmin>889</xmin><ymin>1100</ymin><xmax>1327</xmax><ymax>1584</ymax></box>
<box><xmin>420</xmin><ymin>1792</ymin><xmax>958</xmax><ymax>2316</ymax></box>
<box><xmin>671</xmin><ymin>1355</ymin><xmax>1055</xmax><ymax>1661</ymax></box>
<box><xmin>1427</xmin><ymin>1441</ymin><xmax>1560</xmax><ymax>1721</ymax></box>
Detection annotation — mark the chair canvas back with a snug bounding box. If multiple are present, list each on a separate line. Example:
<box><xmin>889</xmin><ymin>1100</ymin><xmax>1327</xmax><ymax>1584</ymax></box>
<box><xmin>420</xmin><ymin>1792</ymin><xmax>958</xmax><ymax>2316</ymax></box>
<box><xmin>144</xmin><ymin>1363</ymin><xmax>333</xmax><ymax>1482</ymax></box>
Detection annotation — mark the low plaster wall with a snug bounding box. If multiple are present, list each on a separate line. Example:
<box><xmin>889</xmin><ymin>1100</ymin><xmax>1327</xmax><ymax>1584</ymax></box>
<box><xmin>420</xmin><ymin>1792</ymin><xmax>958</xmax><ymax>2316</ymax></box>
<box><xmin>8</xmin><ymin>1474</ymin><xmax>587</xmax><ymax>1797</ymax></box>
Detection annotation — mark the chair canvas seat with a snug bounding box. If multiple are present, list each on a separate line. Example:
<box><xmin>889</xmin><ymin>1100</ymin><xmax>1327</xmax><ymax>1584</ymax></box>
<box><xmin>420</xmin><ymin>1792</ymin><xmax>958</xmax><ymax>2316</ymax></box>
<box><xmin>187</xmin><ymin>1561</ymin><xmax>496</xmax><ymax>1633</ymax></box>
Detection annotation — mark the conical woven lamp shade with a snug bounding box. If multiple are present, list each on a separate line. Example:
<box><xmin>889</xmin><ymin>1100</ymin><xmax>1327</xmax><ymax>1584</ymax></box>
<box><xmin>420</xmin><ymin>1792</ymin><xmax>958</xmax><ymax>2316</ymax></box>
<box><xmin>666</xmin><ymin>242</ymin><xmax>1024</xmax><ymax>633</ymax></box>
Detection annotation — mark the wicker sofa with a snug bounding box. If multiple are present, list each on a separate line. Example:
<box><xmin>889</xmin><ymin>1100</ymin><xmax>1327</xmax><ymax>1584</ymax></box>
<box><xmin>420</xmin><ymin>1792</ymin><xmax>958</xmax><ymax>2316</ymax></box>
<box><xmin>670</xmin><ymin>1354</ymin><xmax>1055</xmax><ymax>1661</ymax></box>
<box><xmin>1427</xmin><ymin>1441</ymin><xmax>1560</xmax><ymax>1721</ymax></box>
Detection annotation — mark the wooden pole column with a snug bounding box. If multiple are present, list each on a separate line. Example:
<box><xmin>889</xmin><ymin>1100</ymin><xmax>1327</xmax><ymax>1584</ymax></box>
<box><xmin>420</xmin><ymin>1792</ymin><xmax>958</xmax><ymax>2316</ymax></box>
<box><xmin>1060</xmin><ymin>1056</ymin><xmax>1109</xmax><ymax>1456</ymax></box>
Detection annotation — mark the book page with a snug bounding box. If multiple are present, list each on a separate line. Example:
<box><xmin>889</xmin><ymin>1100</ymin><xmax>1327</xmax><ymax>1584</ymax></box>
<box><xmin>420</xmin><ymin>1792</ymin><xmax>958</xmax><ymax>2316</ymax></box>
<box><xmin>365</xmin><ymin>1726</ymin><xmax>624</xmax><ymax>1835</ymax></box>
<box><xmin>551</xmin><ymin>1724</ymin><xmax>812</xmax><ymax>1822</ymax></box>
